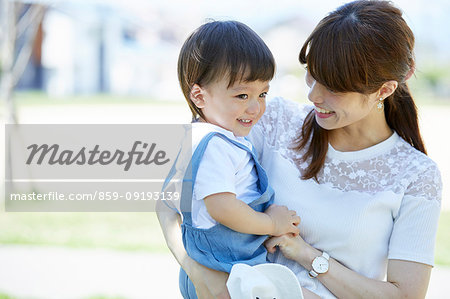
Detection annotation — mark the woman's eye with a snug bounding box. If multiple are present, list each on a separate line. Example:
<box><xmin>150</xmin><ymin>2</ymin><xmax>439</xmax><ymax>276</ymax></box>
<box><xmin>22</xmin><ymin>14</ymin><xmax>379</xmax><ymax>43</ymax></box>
<box><xmin>259</xmin><ymin>92</ymin><xmax>268</xmax><ymax>98</ymax></box>
<box><xmin>326</xmin><ymin>87</ymin><xmax>337</xmax><ymax>94</ymax></box>
<box><xmin>305</xmin><ymin>73</ymin><xmax>313</xmax><ymax>87</ymax></box>
<box><xmin>237</xmin><ymin>94</ymin><xmax>248</xmax><ymax>100</ymax></box>
<box><xmin>305</xmin><ymin>69</ymin><xmax>313</xmax><ymax>79</ymax></box>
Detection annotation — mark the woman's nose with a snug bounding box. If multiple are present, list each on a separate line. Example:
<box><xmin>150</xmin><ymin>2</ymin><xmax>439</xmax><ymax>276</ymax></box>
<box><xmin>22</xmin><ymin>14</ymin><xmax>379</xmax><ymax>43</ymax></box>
<box><xmin>307</xmin><ymin>80</ymin><xmax>323</xmax><ymax>104</ymax></box>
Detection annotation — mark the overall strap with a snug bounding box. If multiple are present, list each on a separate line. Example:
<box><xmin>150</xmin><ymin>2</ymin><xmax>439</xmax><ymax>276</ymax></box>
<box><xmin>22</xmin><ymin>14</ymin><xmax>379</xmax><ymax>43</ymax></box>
<box><xmin>160</xmin><ymin>149</ymin><xmax>183</xmax><ymax>213</ymax></box>
<box><xmin>181</xmin><ymin>132</ymin><xmax>268</xmax><ymax>224</ymax></box>
<box><xmin>245</xmin><ymin>138</ymin><xmax>269</xmax><ymax>195</ymax></box>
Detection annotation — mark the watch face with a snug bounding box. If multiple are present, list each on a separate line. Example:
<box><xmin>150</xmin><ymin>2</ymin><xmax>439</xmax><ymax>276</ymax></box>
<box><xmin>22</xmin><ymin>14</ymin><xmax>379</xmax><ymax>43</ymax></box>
<box><xmin>312</xmin><ymin>256</ymin><xmax>329</xmax><ymax>273</ymax></box>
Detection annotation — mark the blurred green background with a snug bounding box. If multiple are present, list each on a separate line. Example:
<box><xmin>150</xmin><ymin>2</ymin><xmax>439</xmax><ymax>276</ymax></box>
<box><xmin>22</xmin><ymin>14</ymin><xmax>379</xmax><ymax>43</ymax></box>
<box><xmin>1</xmin><ymin>93</ymin><xmax>449</xmax><ymax>265</ymax></box>
<box><xmin>1</xmin><ymin>0</ymin><xmax>449</xmax><ymax>298</ymax></box>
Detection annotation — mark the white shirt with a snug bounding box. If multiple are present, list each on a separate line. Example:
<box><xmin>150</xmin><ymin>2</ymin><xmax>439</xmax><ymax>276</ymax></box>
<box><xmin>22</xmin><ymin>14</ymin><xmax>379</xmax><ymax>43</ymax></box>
<box><xmin>191</xmin><ymin>123</ymin><xmax>261</xmax><ymax>229</ymax></box>
<box><xmin>248</xmin><ymin>97</ymin><xmax>442</xmax><ymax>298</ymax></box>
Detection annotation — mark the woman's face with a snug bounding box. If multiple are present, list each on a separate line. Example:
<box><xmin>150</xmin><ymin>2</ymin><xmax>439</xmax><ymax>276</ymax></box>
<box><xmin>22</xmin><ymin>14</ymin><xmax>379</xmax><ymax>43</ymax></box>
<box><xmin>305</xmin><ymin>71</ymin><xmax>380</xmax><ymax>132</ymax></box>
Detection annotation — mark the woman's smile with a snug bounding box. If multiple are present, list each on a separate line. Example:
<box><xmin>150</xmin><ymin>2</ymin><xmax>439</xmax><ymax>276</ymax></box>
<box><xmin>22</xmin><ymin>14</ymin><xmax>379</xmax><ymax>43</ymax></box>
<box><xmin>314</xmin><ymin>105</ymin><xmax>335</xmax><ymax>118</ymax></box>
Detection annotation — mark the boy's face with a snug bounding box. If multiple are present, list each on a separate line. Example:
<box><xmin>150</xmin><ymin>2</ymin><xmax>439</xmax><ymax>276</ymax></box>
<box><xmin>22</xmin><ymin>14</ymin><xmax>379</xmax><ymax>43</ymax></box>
<box><xmin>192</xmin><ymin>78</ymin><xmax>270</xmax><ymax>137</ymax></box>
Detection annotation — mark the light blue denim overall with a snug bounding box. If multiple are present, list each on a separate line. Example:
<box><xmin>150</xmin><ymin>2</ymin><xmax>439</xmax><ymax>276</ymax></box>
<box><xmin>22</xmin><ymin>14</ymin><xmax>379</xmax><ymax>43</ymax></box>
<box><xmin>177</xmin><ymin>131</ymin><xmax>274</xmax><ymax>298</ymax></box>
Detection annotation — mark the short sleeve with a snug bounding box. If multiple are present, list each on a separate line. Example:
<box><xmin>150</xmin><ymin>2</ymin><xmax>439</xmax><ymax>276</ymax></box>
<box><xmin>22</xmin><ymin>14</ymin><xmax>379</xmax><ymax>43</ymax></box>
<box><xmin>194</xmin><ymin>136</ymin><xmax>240</xmax><ymax>200</ymax></box>
<box><xmin>388</xmin><ymin>163</ymin><xmax>442</xmax><ymax>266</ymax></box>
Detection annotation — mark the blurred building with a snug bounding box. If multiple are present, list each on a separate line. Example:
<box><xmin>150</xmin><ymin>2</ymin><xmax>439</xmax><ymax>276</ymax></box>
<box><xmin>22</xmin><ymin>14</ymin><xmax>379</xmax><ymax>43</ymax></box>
<box><xmin>17</xmin><ymin>1</ymin><xmax>184</xmax><ymax>100</ymax></box>
<box><xmin>15</xmin><ymin>0</ymin><xmax>450</xmax><ymax>100</ymax></box>
<box><xmin>16</xmin><ymin>1</ymin><xmax>313</xmax><ymax>101</ymax></box>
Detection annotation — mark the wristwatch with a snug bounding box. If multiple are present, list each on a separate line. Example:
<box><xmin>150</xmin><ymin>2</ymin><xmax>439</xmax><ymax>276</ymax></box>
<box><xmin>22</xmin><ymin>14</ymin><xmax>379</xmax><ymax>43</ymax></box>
<box><xmin>308</xmin><ymin>251</ymin><xmax>330</xmax><ymax>278</ymax></box>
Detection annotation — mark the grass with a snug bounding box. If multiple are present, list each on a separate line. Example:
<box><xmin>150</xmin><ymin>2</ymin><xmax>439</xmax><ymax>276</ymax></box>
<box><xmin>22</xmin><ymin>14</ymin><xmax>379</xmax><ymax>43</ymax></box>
<box><xmin>0</xmin><ymin>210</ymin><xmax>449</xmax><ymax>267</ymax></box>
<box><xmin>435</xmin><ymin>210</ymin><xmax>450</xmax><ymax>266</ymax></box>
<box><xmin>0</xmin><ymin>212</ymin><xmax>169</xmax><ymax>253</ymax></box>
<box><xmin>7</xmin><ymin>88</ymin><xmax>450</xmax><ymax>108</ymax></box>
<box><xmin>0</xmin><ymin>294</ymin><xmax>126</xmax><ymax>299</ymax></box>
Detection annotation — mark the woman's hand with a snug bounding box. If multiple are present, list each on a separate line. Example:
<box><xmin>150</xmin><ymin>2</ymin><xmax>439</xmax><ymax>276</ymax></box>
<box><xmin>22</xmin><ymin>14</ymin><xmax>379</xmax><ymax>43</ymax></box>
<box><xmin>188</xmin><ymin>258</ymin><xmax>230</xmax><ymax>299</ymax></box>
<box><xmin>266</xmin><ymin>234</ymin><xmax>432</xmax><ymax>299</ymax></box>
<box><xmin>264</xmin><ymin>233</ymin><xmax>310</xmax><ymax>264</ymax></box>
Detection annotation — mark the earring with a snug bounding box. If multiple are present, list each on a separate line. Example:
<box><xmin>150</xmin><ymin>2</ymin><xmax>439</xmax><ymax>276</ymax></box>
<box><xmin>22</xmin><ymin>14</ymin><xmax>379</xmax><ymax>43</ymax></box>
<box><xmin>377</xmin><ymin>98</ymin><xmax>384</xmax><ymax>111</ymax></box>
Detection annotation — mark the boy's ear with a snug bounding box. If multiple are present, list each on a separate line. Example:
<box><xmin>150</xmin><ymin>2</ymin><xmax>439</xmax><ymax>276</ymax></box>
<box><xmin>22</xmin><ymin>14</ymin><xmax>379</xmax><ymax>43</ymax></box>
<box><xmin>190</xmin><ymin>84</ymin><xmax>206</xmax><ymax>108</ymax></box>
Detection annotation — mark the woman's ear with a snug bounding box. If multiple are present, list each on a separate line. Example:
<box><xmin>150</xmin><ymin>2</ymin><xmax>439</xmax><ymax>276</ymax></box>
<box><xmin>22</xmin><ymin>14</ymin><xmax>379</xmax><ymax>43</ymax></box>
<box><xmin>190</xmin><ymin>84</ymin><xmax>206</xmax><ymax>108</ymax></box>
<box><xmin>378</xmin><ymin>80</ymin><xmax>398</xmax><ymax>99</ymax></box>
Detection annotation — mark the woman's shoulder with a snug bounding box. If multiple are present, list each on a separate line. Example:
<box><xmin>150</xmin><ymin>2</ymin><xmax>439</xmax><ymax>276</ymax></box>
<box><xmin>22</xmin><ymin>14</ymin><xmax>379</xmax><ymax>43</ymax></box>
<box><xmin>265</xmin><ymin>96</ymin><xmax>313</xmax><ymax>119</ymax></box>
<box><xmin>262</xmin><ymin>97</ymin><xmax>313</xmax><ymax>135</ymax></box>
<box><xmin>253</xmin><ymin>97</ymin><xmax>312</xmax><ymax>149</ymax></box>
<box><xmin>248</xmin><ymin>97</ymin><xmax>311</xmax><ymax>154</ymax></box>
<box><xmin>394</xmin><ymin>137</ymin><xmax>442</xmax><ymax>202</ymax></box>
<box><xmin>395</xmin><ymin>136</ymin><xmax>440</xmax><ymax>172</ymax></box>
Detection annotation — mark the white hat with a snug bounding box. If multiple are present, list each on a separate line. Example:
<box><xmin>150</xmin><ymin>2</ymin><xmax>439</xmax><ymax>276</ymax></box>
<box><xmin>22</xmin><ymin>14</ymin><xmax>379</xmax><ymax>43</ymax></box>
<box><xmin>226</xmin><ymin>263</ymin><xmax>304</xmax><ymax>299</ymax></box>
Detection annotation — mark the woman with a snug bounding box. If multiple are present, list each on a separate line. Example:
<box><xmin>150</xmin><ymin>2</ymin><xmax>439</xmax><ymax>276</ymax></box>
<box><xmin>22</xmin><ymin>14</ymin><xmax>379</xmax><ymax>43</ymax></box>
<box><xmin>157</xmin><ymin>1</ymin><xmax>442</xmax><ymax>298</ymax></box>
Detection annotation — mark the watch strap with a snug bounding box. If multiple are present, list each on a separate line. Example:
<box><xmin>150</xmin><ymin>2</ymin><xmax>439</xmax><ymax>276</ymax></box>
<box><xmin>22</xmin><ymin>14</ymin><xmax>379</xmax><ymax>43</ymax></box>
<box><xmin>308</xmin><ymin>269</ymin><xmax>318</xmax><ymax>278</ymax></box>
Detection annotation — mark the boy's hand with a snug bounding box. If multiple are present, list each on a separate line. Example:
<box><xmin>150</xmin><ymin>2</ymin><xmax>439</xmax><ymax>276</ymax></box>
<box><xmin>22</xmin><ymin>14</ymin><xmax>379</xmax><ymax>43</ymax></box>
<box><xmin>264</xmin><ymin>204</ymin><xmax>300</xmax><ymax>236</ymax></box>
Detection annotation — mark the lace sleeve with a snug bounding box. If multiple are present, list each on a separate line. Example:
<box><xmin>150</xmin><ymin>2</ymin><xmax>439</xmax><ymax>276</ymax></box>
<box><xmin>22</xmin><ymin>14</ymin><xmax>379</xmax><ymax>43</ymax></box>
<box><xmin>404</xmin><ymin>159</ymin><xmax>442</xmax><ymax>203</ymax></box>
<box><xmin>388</xmin><ymin>160</ymin><xmax>442</xmax><ymax>266</ymax></box>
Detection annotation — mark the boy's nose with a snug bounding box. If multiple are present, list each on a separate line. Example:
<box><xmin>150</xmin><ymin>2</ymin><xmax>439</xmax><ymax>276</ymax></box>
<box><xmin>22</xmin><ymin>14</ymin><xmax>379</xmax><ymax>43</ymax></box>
<box><xmin>246</xmin><ymin>98</ymin><xmax>261</xmax><ymax>115</ymax></box>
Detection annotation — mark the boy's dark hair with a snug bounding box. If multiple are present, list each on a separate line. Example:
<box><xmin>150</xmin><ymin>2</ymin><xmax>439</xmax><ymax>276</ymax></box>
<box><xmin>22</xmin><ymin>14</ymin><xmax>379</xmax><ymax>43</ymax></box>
<box><xmin>178</xmin><ymin>20</ymin><xmax>275</xmax><ymax>120</ymax></box>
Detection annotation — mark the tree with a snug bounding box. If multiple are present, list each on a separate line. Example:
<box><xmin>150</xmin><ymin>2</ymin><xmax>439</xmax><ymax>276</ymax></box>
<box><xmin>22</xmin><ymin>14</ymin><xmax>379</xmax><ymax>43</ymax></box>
<box><xmin>1</xmin><ymin>0</ymin><xmax>46</xmax><ymax>195</ymax></box>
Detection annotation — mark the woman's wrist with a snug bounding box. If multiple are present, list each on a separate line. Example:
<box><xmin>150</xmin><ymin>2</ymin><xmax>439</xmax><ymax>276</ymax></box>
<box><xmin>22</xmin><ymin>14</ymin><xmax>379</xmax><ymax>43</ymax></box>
<box><xmin>295</xmin><ymin>242</ymin><xmax>321</xmax><ymax>270</ymax></box>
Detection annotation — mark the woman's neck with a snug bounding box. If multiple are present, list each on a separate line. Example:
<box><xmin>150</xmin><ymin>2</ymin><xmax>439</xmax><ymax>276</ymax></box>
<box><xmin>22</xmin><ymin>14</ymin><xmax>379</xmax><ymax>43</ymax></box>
<box><xmin>328</xmin><ymin>114</ymin><xmax>392</xmax><ymax>152</ymax></box>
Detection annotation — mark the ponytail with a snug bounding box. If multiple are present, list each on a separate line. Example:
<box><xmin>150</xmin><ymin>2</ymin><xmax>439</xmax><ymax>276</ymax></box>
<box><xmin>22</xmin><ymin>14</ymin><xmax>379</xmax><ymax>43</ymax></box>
<box><xmin>385</xmin><ymin>82</ymin><xmax>427</xmax><ymax>154</ymax></box>
<box><xmin>295</xmin><ymin>110</ymin><xmax>328</xmax><ymax>181</ymax></box>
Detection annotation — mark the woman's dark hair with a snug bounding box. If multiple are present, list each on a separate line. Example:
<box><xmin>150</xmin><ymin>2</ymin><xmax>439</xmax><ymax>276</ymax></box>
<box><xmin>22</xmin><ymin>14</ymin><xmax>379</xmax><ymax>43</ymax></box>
<box><xmin>178</xmin><ymin>20</ymin><xmax>275</xmax><ymax>121</ymax></box>
<box><xmin>297</xmin><ymin>0</ymin><xmax>426</xmax><ymax>180</ymax></box>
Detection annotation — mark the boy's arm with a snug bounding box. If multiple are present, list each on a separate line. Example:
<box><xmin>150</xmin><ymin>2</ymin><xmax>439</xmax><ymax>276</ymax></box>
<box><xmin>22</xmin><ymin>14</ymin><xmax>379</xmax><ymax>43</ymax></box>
<box><xmin>204</xmin><ymin>192</ymin><xmax>300</xmax><ymax>236</ymax></box>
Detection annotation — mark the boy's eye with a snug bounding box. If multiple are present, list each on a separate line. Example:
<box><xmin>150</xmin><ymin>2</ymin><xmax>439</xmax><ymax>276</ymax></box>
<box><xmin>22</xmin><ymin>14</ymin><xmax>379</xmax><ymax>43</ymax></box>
<box><xmin>237</xmin><ymin>94</ymin><xmax>248</xmax><ymax>100</ymax></box>
<box><xmin>259</xmin><ymin>92</ymin><xmax>268</xmax><ymax>98</ymax></box>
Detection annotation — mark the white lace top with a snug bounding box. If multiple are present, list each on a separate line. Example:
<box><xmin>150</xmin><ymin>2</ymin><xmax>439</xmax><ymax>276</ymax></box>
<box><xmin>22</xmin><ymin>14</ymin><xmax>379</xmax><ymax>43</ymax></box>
<box><xmin>248</xmin><ymin>97</ymin><xmax>442</xmax><ymax>298</ymax></box>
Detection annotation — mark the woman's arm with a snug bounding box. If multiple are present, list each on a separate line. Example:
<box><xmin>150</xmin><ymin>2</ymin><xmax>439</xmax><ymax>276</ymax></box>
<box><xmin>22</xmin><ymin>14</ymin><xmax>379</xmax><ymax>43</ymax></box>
<box><xmin>155</xmin><ymin>200</ymin><xmax>230</xmax><ymax>298</ymax></box>
<box><xmin>266</xmin><ymin>234</ymin><xmax>431</xmax><ymax>298</ymax></box>
<box><xmin>156</xmin><ymin>200</ymin><xmax>320</xmax><ymax>299</ymax></box>
<box><xmin>204</xmin><ymin>192</ymin><xmax>300</xmax><ymax>236</ymax></box>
